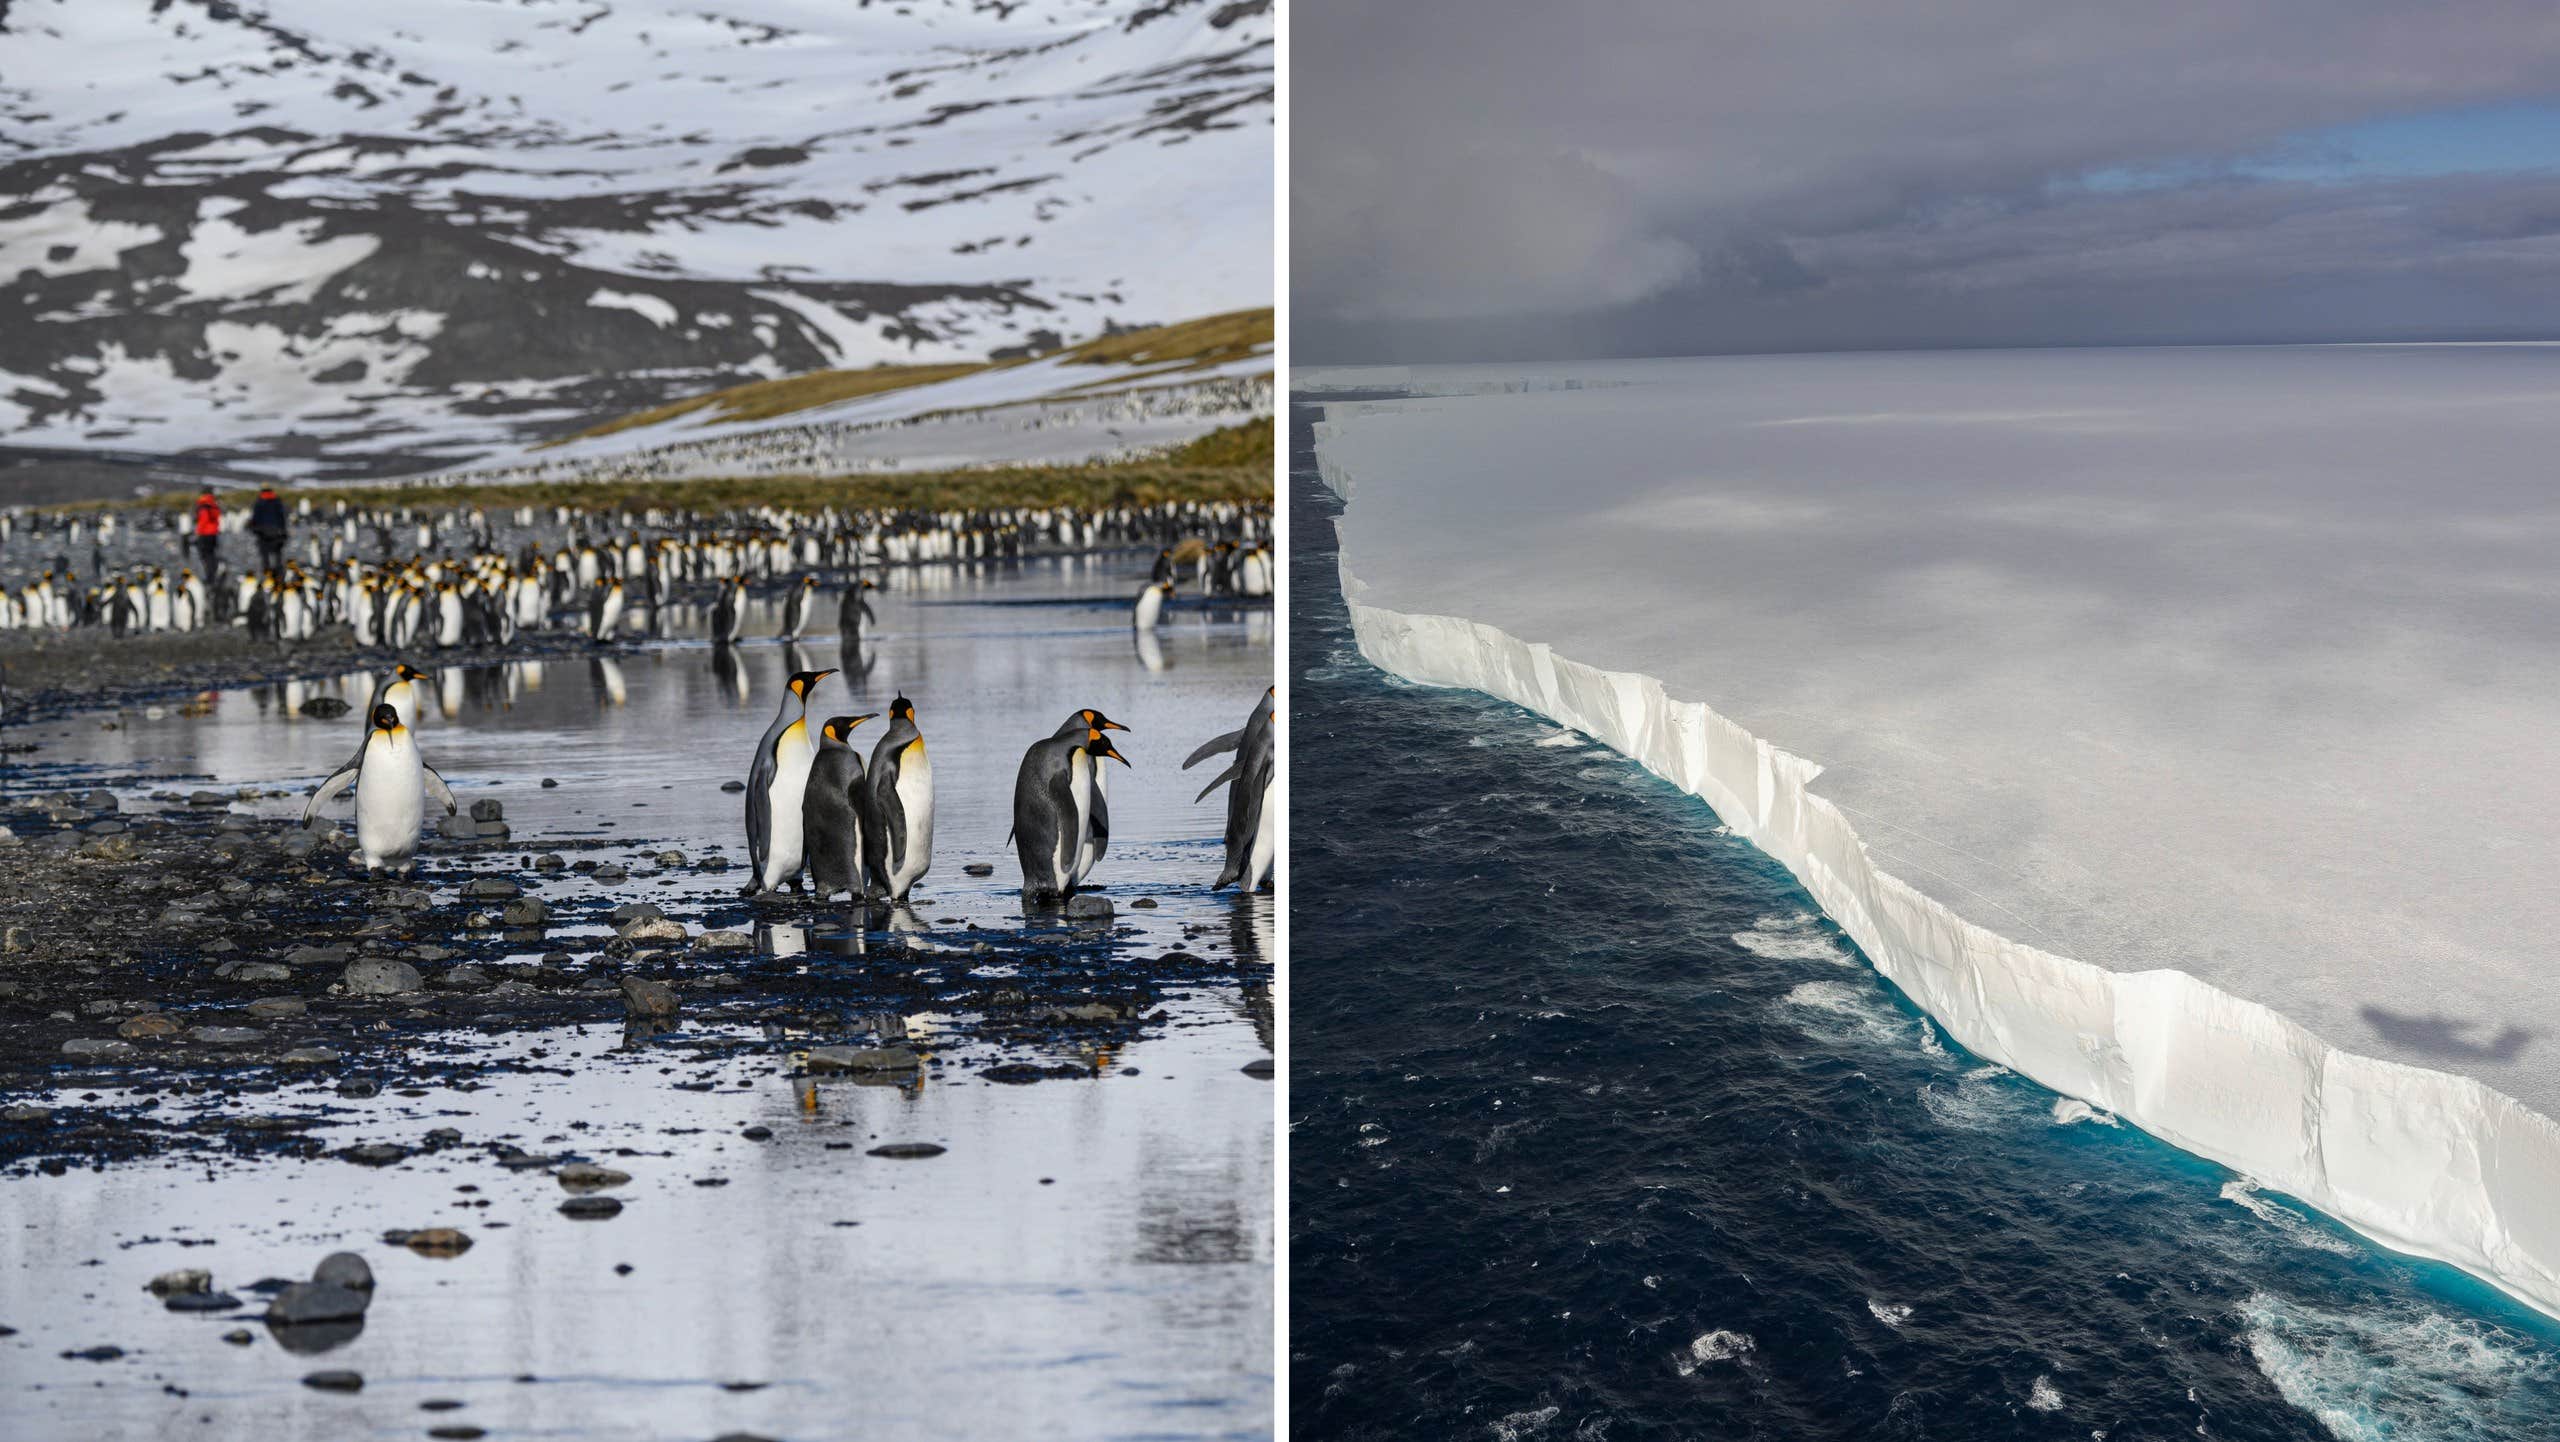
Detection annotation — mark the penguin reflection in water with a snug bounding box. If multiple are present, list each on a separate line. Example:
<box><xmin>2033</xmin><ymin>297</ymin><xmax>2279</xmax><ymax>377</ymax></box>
<box><xmin>1011</xmin><ymin>709</ymin><xmax>1130</xmax><ymax>899</ymax></box>
<box><xmin>301</xmin><ymin>702</ymin><xmax>458</xmax><ymax>876</ymax></box>
<box><xmin>861</xmin><ymin>696</ymin><xmax>934</xmax><ymax>904</ymax></box>
<box><xmin>1186</xmin><ymin>685</ymin><xmax>1276</xmax><ymax>892</ymax></box>
<box><xmin>804</xmin><ymin>713</ymin><xmax>877</xmax><ymax>902</ymax></box>
<box><xmin>742</xmin><ymin>668</ymin><xmax>836</xmax><ymax>895</ymax></box>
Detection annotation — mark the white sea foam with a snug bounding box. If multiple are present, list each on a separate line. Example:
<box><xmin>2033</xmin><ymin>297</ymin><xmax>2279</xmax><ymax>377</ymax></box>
<box><xmin>1534</xmin><ymin>729</ymin><xmax>1586</xmax><ymax>748</ymax></box>
<box><xmin>1866</xmin><ymin>1298</ymin><xmax>1913</xmax><ymax>1328</ymax></box>
<box><xmin>2220</xmin><ymin>1180</ymin><xmax>2359</xmax><ymax>1257</ymax></box>
<box><xmin>2052</xmin><ymin>1098</ymin><xmax>2120</xmax><ymax>1127</ymax></box>
<box><xmin>1731</xmin><ymin>928</ymin><xmax>1853</xmax><ymax>965</ymax></box>
<box><xmin>2238</xmin><ymin>1291</ymin><xmax>2555</xmax><ymax>1442</ymax></box>
<box><xmin>1778</xmin><ymin>981</ymin><xmax>1909</xmax><ymax>1048</ymax></box>
<box><xmin>1673</xmin><ymin>1329</ymin><xmax>1756</xmax><ymax>1375</ymax></box>
<box><xmin>1917</xmin><ymin>1066</ymin><xmax>2027</xmax><ymax>1132</ymax></box>
<box><xmin>2026</xmin><ymin>1375</ymin><xmax>2065</xmax><ymax>1412</ymax></box>
<box><xmin>1489</xmin><ymin>1406</ymin><xmax>1561</xmax><ymax>1441</ymax></box>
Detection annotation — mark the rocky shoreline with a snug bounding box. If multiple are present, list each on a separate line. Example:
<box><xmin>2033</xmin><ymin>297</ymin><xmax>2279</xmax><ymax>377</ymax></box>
<box><xmin>0</xmin><ymin>736</ymin><xmax>1270</xmax><ymax>1181</ymax></box>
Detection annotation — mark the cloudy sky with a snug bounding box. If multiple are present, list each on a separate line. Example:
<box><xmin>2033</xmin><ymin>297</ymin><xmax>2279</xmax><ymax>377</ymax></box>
<box><xmin>1294</xmin><ymin>1</ymin><xmax>2560</xmax><ymax>362</ymax></box>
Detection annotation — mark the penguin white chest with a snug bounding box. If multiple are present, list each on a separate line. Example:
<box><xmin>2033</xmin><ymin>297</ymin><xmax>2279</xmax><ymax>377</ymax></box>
<box><xmin>1246</xmin><ymin>774</ymin><xmax>1276</xmax><ymax>890</ymax></box>
<box><xmin>1074</xmin><ymin>760</ymin><xmax>1108</xmax><ymax>884</ymax></box>
<box><xmin>1063</xmin><ymin>751</ymin><xmax>1094</xmax><ymax>890</ymax></box>
<box><xmin>892</xmin><ymin>742</ymin><xmax>934</xmax><ymax>889</ymax></box>
<box><xmin>761</xmin><ymin>721</ymin><xmax>815</xmax><ymax>886</ymax></box>
<box><xmin>356</xmin><ymin>732</ymin><xmax>426</xmax><ymax>872</ymax></box>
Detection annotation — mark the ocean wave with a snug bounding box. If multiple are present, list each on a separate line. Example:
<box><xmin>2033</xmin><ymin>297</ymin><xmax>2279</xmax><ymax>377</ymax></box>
<box><xmin>2221</xmin><ymin>1180</ymin><xmax>2359</xmax><ymax>1258</ymax></box>
<box><xmin>1778</xmin><ymin>980</ymin><xmax>1912</xmax><ymax>1048</ymax></box>
<box><xmin>1917</xmin><ymin>1065</ymin><xmax>2029</xmax><ymax>1133</ymax></box>
<box><xmin>1732</xmin><ymin>928</ymin><xmax>1854</xmax><ymax>966</ymax></box>
<box><xmin>1673</xmin><ymin>1329</ymin><xmax>1757</xmax><ymax>1376</ymax></box>
<box><xmin>2051</xmin><ymin>1098</ymin><xmax>2120</xmax><ymax>1127</ymax></box>
<box><xmin>1489</xmin><ymin>1406</ymin><xmax>1561</xmax><ymax>1441</ymax></box>
<box><xmin>2239</xmin><ymin>1291</ymin><xmax>2557</xmax><ymax>1442</ymax></box>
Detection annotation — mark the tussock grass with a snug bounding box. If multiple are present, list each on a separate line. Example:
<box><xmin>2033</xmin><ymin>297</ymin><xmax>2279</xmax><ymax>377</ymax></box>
<box><xmin>544</xmin><ymin>307</ymin><xmax>1274</xmax><ymax>447</ymax></box>
<box><xmin>1055</xmin><ymin>308</ymin><xmax>1272</xmax><ymax>370</ymax></box>
<box><xmin>553</xmin><ymin>362</ymin><xmax>987</xmax><ymax>446</ymax></box>
<box><xmin>1159</xmin><ymin>419</ymin><xmax>1274</xmax><ymax>469</ymax></box>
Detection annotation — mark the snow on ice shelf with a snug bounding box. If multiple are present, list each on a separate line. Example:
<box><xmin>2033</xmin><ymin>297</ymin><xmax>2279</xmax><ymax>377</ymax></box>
<box><xmin>1308</xmin><ymin>344</ymin><xmax>2560</xmax><ymax>1320</ymax></box>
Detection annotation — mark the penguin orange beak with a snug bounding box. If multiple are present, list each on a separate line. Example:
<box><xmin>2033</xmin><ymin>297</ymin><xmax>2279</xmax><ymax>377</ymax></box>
<box><xmin>849</xmin><ymin>712</ymin><xmax>879</xmax><ymax>726</ymax></box>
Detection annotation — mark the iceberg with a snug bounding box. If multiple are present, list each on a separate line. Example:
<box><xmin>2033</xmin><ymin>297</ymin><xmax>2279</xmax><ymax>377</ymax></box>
<box><xmin>1308</xmin><ymin>345</ymin><xmax>2560</xmax><ymax>1320</ymax></box>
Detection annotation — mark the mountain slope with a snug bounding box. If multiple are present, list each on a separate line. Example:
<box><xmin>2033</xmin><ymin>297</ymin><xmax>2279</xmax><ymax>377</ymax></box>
<box><xmin>0</xmin><ymin>0</ymin><xmax>1272</xmax><ymax>481</ymax></box>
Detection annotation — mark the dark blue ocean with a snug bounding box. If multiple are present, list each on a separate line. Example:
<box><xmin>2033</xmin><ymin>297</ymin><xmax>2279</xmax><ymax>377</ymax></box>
<box><xmin>1286</xmin><ymin>397</ymin><xmax>2560</xmax><ymax>1442</ymax></box>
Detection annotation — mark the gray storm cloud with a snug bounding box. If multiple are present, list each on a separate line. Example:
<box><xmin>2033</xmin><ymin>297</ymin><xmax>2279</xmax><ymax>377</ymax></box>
<box><xmin>1297</xmin><ymin>145</ymin><xmax>1698</xmax><ymax>321</ymax></box>
<box><xmin>1292</xmin><ymin>0</ymin><xmax>2560</xmax><ymax>361</ymax></box>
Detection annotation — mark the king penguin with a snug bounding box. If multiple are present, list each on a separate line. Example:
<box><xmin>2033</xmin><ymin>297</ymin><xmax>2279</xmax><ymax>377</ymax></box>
<box><xmin>804</xmin><ymin>712</ymin><xmax>876</xmax><ymax>902</ymax></box>
<box><xmin>1010</xmin><ymin>709</ymin><xmax>1129</xmax><ymax>898</ymax></box>
<box><xmin>711</xmin><ymin>576</ymin><xmax>746</xmax><ymax>647</ymax></box>
<box><xmin>324</xmin><ymin>662</ymin><xmax>429</xmax><ymax>784</ymax></box>
<box><xmin>586</xmin><ymin>576</ymin><xmax>624</xmax><ymax>642</ymax></box>
<box><xmin>1184</xmin><ymin>686</ymin><xmax>1276</xmax><ymax>891</ymax></box>
<box><xmin>780</xmin><ymin>573</ymin><xmax>818</xmax><ymax>639</ymax></box>
<box><xmin>836</xmin><ymin>577</ymin><xmax>878</xmax><ymax>638</ymax></box>
<box><xmin>743</xmin><ymin>667</ymin><xmax>836</xmax><ymax>894</ymax></box>
<box><xmin>1133</xmin><ymin>579</ymin><xmax>1173</xmax><ymax>630</ymax></box>
<box><xmin>302</xmin><ymin>702</ymin><xmax>457</xmax><ymax>876</ymax></box>
<box><xmin>860</xmin><ymin>695</ymin><xmax>934</xmax><ymax>903</ymax></box>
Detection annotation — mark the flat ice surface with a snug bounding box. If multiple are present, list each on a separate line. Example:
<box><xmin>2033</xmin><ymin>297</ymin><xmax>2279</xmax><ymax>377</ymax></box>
<box><xmin>1316</xmin><ymin>346</ymin><xmax>2560</xmax><ymax>1123</ymax></box>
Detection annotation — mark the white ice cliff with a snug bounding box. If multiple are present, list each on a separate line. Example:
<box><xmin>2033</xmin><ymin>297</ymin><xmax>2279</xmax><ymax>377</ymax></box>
<box><xmin>1306</xmin><ymin>345</ymin><xmax>2560</xmax><ymax>1320</ymax></box>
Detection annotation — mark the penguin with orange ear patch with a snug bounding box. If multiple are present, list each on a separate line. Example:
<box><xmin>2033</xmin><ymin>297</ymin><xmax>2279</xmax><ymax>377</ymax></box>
<box><xmin>744</xmin><ymin>668</ymin><xmax>835</xmax><ymax>895</ymax></box>
<box><xmin>861</xmin><ymin>695</ymin><xmax>933</xmax><ymax>903</ymax></box>
<box><xmin>804</xmin><ymin>712</ymin><xmax>877</xmax><ymax>902</ymax></box>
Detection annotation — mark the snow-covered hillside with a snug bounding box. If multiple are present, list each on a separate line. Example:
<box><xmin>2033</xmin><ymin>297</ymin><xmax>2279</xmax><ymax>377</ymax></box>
<box><xmin>0</xmin><ymin>0</ymin><xmax>1272</xmax><ymax>480</ymax></box>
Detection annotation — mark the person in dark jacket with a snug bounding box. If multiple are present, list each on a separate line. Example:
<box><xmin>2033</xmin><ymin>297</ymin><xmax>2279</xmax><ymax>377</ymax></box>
<box><xmin>191</xmin><ymin>489</ymin><xmax>222</xmax><ymax>577</ymax></box>
<box><xmin>249</xmin><ymin>487</ymin><xmax>288</xmax><ymax>574</ymax></box>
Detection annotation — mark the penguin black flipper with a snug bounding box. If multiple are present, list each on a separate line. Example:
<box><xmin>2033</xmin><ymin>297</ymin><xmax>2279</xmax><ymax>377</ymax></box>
<box><xmin>745</xmin><ymin>750</ymin><xmax>776</xmax><ymax>887</ymax></box>
<box><xmin>1193</xmin><ymin>761</ymin><xmax>1241</xmax><ymax>804</ymax></box>
<box><xmin>302</xmin><ymin>764</ymin><xmax>359</xmax><ymax>826</ymax></box>
<box><xmin>857</xmin><ymin>769</ymin><xmax>891</xmax><ymax>896</ymax></box>
<box><xmin>421</xmin><ymin>765</ymin><xmax>458</xmax><ymax>816</ymax></box>
<box><xmin>860</xmin><ymin>599</ymin><xmax>876</xmax><ymax>625</ymax></box>
<box><xmin>882</xmin><ymin>779</ymin><xmax>908</xmax><ymax>887</ymax></box>
<box><xmin>1182</xmin><ymin>729</ymin><xmax>1245</xmax><ymax>770</ymax></box>
<box><xmin>1044</xmin><ymin>761</ymin><xmax>1079</xmax><ymax>890</ymax></box>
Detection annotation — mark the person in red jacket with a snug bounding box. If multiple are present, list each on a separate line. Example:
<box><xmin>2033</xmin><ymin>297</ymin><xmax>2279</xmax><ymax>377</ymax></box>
<box><xmin>191</xmin><ymin>488</ymin><xmax>222</xmax><ymax>576</ymax></box>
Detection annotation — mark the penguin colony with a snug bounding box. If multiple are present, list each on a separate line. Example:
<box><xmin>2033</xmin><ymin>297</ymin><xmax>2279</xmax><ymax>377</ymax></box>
<box><xmin>295</xmin><ymin>658</ymin><xmax>1273</xmax><ymax>898</ymax></box>
<box><xmin>0</xmin><ymin>496</ymin><xmax>1270</xmax><ymax>645</ymax></box>
<box><xmin>260</xmin><ymin>488</ymin><xmax>1275</xmax><ymax>896</ymax></box>
<box><xmin>743</xmin><ymin>671</ymin><xmax>1270</xmax><ymax>904</ymax></box>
